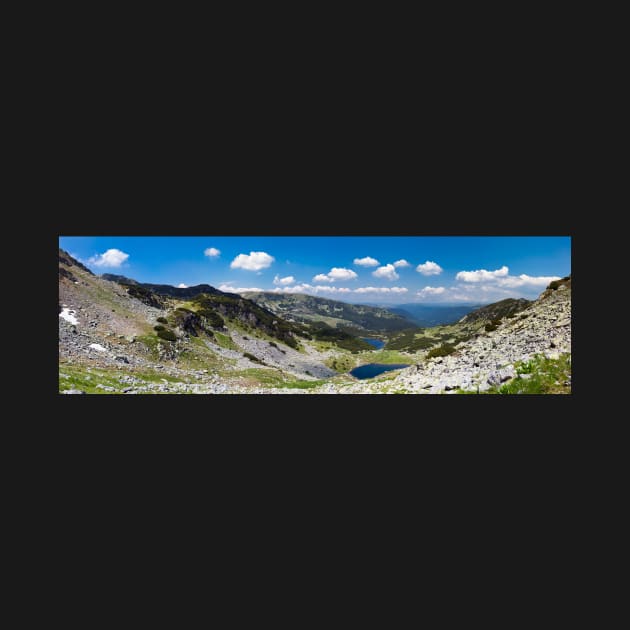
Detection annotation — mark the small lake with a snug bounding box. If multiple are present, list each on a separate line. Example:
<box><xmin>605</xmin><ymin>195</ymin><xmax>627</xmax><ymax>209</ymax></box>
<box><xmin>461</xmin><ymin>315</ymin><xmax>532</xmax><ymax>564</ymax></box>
<box><xmin>361</xmin><ymin>338</ymin><xmax>385</xmax><ymax>349</ymax></box>
<box><xmin>350</xmin><ymin>363</ymin><xmax>410</xmax><ymax>380</ymax></box>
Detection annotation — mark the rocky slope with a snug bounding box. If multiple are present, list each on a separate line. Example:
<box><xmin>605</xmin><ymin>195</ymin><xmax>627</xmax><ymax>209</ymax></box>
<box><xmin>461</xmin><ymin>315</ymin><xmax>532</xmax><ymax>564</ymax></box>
<box><xmin>334</xmin><ymin>276</ymin><xmax>571</xmax><ymax>394</ymax></box>
<box><xmin>59</xmin><ymin>249</ymin><xmax>345</xmax><ymax>392</ymax></box>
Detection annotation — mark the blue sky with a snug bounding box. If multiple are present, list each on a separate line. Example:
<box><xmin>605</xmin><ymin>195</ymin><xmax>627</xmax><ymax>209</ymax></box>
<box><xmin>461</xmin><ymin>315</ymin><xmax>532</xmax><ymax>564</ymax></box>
<box><xmin>59</xmin><ymin>236</ymin><xmax>571</xmax><ymax>304</ymax></box>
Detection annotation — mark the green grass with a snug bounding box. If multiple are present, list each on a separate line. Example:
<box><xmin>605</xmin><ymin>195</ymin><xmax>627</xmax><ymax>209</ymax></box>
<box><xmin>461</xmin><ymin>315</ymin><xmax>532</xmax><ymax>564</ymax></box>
<box><xmin>456</xmin><ymin>353</ymin><xmax>571</xmax><ymax>394</ymax></box>
<box><xmin>137</xmin><ymin>334</ymin><xmax>161</xmax><ymax>360</ymax></box>
<box><xmin>59</xmin><ymin>364</ymin><xmax>184</xmax><ymax>394</ymax></box>
<box><xmin>427</xmin><ymin>343</ymin><xmax>457</xmax><ymax>359</ymax></box>
<box><xmin>234</xmin><ymin>368</ymin><xmax>286</xmax><ymax>386</ymax></box>
<box><xmin>493</xmin><ymin>354</ymin><xmax>571</xmax><ymax>394</ymax></box>
<box><xmin>213</xmin><ymin>331</ymin><xmax>238</xmax><ymax>351</ymax></box>
<box><xmin>276</xmin><ymin>379</ymin><xmax>327</xmax><ymax>389</ymax></box>
<box><xmin>325</xmin><ymin>354</ymin><xmax>357</xmax><ymax>372</ymax></box>
<box><xmin>364</xmin><ymin>350</ymin><xmax>414</xmax><ymax>365</ymax></box>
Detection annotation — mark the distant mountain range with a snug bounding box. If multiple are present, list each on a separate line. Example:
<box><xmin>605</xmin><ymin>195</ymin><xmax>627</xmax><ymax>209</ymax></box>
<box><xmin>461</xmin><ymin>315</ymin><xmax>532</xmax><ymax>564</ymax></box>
<box><xmin>382</xmin><ymin>303</ymin><xmax>485</xmax><ymax>327</ymax></box>
<box><xmin>242</xmin><ymin>292</ymin><xmax>415</xmax><ymax>332</ymax></box>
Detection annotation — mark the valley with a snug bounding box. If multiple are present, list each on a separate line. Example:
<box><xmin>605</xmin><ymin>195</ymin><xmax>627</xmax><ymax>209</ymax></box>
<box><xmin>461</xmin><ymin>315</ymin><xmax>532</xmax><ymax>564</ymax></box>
<box><xmin>59</xmin><ymin>249</ymin><xmax>571</xmax><ymax>394</ymax></box>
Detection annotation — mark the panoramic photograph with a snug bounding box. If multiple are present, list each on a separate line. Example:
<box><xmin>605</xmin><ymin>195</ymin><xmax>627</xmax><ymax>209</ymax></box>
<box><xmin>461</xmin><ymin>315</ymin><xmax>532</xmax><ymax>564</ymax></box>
<box><xmin>59</xmin><ymin>236</ymin><xmax>571</xmax><ymax>394</ymax></box>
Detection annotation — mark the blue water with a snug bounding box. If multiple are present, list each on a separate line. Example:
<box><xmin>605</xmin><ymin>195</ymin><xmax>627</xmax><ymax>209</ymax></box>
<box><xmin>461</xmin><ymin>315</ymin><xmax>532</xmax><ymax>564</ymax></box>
<box><xmin>350</xmin><ymin>363</ymin><xmax>410</xmax><ymax>380</ymax></box>
<box><xmin>361</xmin><ymin>338</ymin><xmax>385</xmax><ymax>349</ymax></box>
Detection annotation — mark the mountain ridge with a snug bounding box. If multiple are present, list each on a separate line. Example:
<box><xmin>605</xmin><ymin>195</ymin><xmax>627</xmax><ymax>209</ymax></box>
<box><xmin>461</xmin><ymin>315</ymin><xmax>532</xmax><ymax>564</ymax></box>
<box><xmin>242</xmin><ymin>291</ymin><xmax>415</xmax><ymax>332</ymax></box>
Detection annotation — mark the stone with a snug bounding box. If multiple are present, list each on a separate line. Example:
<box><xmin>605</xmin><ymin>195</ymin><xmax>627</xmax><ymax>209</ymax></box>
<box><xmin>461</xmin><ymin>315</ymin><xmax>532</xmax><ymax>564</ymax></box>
<box><xmin>487</xmin><ymin>366</ymin><xmax>516</xmax><ymax>386</ymax></box>
<box><xmin>62</xmin><ymin>389</ymin><xmax>85</xmax><ymax>394</ymax></box>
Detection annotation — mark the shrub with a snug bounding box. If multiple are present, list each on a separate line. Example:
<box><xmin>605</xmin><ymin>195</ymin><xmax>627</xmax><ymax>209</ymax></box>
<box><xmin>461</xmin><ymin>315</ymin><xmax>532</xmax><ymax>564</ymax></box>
<box><xmin>269</xmin><ymin>341</ymin><xmax>278</xmax><ymax>348</ymax></box>
<box><xmin>243</xmin><ymin>352</ymin><xmax>261</xmax><ymax>364</ymax></box>
<box><xmin>485</xmin><ymin>323</ymin><xmax>498</xmax><ymax>332</ymax></box>
<box><xmin>548</xmin><ymin>280</ymin><xmax>561</xmax><ymax>290</ymax></box>
<box><xmin>197</xmin><ymin>308</ymin><xmax>225</xmax><ymax>329</ymax></box>
<box><xmin>454</xmin><ymin>335</ymin><xmax>472</xmax><ymax>346</ymax></box>
<box><xmin>156</xmin><ymin>317</ymin><xmax>168</xmax><ymax>324</ymax></box>
<box><xmin>427</xmin><ymin>343</ymin><xmax>456</xmax><ymax>359</ymax></box>
<box><xmin>154</xmin><ymin>325</ymin><xmax>165</xmax><ymax>332</ymax></box>
<box><xmin>157</xmin><ymin>329</ymin><xmax>177</xmax><ymax>342</ymax></box>
<box><xmin>520</xmin><ymin>314</ymin><xmax>529</xmax><ymax>320</ymax></box>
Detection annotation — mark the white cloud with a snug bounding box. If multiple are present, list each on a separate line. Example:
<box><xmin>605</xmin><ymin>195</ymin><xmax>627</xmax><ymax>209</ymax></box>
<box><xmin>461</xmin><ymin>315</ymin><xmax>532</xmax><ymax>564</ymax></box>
<box><xmin>270</xmin><ymin>284</ymin><xmax>313</xmax><ymax>294</ymax></box>
<box><xmin>88</xmin><ymin>248</ymin><xmax>129</xmax><ymax>268</ymax></box>
<box><xmin>177</xmin><ymin>283</ymin><xmax>188</xmax><ymax>288</ymax></box>
<box><xmin>393</xmin><ymin>259</ymin><xmax>410</xmax><ymax>268</ymax></box>
<box><xmin>455</xmin><ymin>266</ymin><xmax>559</xmax><ymax>290</ymax></box>
<box><xmin>312</xmin><ymin>267</ymin><xmax>358</xmax><ymax>282</ymax></box>
<box><xmin>417</xmin><ymin>286</ymin><xmax>446</xmax><ymax>298</ymax></box>
<box><xmin>455</xmin><ymin>265</ymin><xmax>509</xmax><ymax>282</ymax></box>
<box><xmin>416</xmin><ymin>261</ymin><xmax>443</xmax><ymax>276</ymax></box>
<box><xmin>313</xmin><ymin>285</ymin><xmax>353</xmax><ymax>293</ymax></box>
<box><xmin>269</xmin><ymin>284</ymin><xmax>408</xmax><ymax>296</ymax></box>
<box><xmin>496</xmin><ymin>274</ymin><xmax>560</xmax><ymax>288</ymax></box>
<box><xmin>372</xmin><ymin>264</ymin><xmax>399</xmax><ymax>281</ymax></box>
<box><xmin>353</xmin><ymin>256</ymin><xmax>380</xmax><ymax>267</ymax></box>
<box><xmin>230</xmin><ymin>251</ymin><xmax>275</xmax><ymax>271</ymax></box>
<box><xmin>273</xmin><ymin>274</ymin><xmax>296</xmax><ymax>286</ymax></box>
<box><xmin>204</xmin><ymin>247</ymin><xmax>221</xmax><ymax>258</ymax></box>
<box><xmin>354</xmin><ymin>286</ymin><xmax>408</xmax><ymax>294</ymax></box>
<box><xmin>218</xmin><ymin>283</ymin><xmax>264</xmax><ymax>293</ymax></box>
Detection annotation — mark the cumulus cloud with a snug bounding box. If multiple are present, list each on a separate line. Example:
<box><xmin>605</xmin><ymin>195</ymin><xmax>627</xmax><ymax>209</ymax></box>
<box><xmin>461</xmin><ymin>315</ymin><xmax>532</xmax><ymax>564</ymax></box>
<box><xmin>353</xmin><ymin>256</ymin><xmax>380</xmax><ymax>267</ymax></box>
<box><xmin>230</xmin><ymin>251</ymin><xmax>275</xmax><ymax>271</ymax></box>
<box><xmin>218</xmin><ymin>283</ymin><xmax>264</xmax><ymax>293</ymax></box>
<box><xmin>354</xmin><ymin>286</ymin><xmax>408</xmax><ymax>294</ymax></box>
<box><xmin>393</xmin><ymin>259</ymin><xmax>410</xmax><ymax>268</ymax></box>
<box><xmin>417</xmin><ymin>286</ymin><xmax>446</xmax><ymax>298</ymax></box>
<box><xmin>177</xmin><ymin>283</ymin><xmax>188</xmax><ymax>288</ymax></box>
<box><xmin>372</xmin><ymin>264</ymin><xmax>399</xmax><ymax>281</ymax></box>
<box><xmin>269</xmin><ymin>283</ymin><xmax>407</xmax><ymax>296</ymax></box>
<box><xmin>88</xmin><ymin>248</ymin><xmax>129</xmax><ymax>268</ymax></box>
<box><xmin>269</xmin><ymin>284</ymin><xmax>313</xmax><ymax>294</ymax></box>
<box><xmin>273</xmin><ymin>274</ymin><xmax>296</xmax><ymax>286</ymax></box>
<box><xmin>312</xmin><ymin>267</ymin><xmax>358</xmax><ymax>282</ymax></box>
<box><xmin>313</xmin><ymin>285</ymin><xmax>353</xmax><ymax>293</ymax></box>
<box><xmin>455</xmin><ymin>265</ymin><xmax>509</xmax><ymax>282</ymax></box>
<box><xmin>204</xmin><ymin>247</ymin><xmax>221</xmax><ymax>258</ymax></box>
<box><xmin>455</xmin><ymin>265</ymin><xmax>559</xmax><ymax>289</ymax></box>
<box><xmin>416</xmin><ymin>261</ymin><xmax>443</xmax><ymax>276</ymax></box>
<box><xmin>496</xmin><ymin>274</ymin><xmax>560</xmax><ymax>288</ymax></box>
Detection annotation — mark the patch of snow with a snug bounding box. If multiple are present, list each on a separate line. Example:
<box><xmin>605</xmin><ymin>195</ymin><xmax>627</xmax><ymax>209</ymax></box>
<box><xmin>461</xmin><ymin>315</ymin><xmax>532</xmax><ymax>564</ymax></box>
<box><xmin>60</xmin><ymin>308</ymin><xmax>78</xmax><ymax>325</ymax></box>
<box><xmin>89</xmin><ymin>343</ymin><xmax>107</xmax><ymax>352</ymax></box>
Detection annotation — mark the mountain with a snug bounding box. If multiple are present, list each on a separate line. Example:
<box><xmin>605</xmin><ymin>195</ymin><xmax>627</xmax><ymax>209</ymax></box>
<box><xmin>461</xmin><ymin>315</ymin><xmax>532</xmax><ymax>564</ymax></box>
<box><xmin>344</xmin><ymin>275</ymin><xmax>572</xmax><ymax>394</ymax></box>
<box><xmin>242</xmin><ymin>292</ymin><xmax>415</xmax><ymax>332</ymax></box>
<box><xmin>59</xmin><ymin>249</ymin><xmax>571</xmax><ymax>395</ymax></box>
<box><xmin>459</xmin><ymin>298</ymin><xmax>531</xmax><ymax>323</ymax></box>
<box><xmin>99</xmin><ymin>271</ymin><xmax>309</xmax><ymax>349</ymax></box>
<box><xmin>386</xmin><ymin>303</ymin><xmax>485</xmax><ymax>326</ymax></box>
<box><xmin>59</xmin><ymin>249</ymin><xmax>371</xmax><ymax>393</ymax></box>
